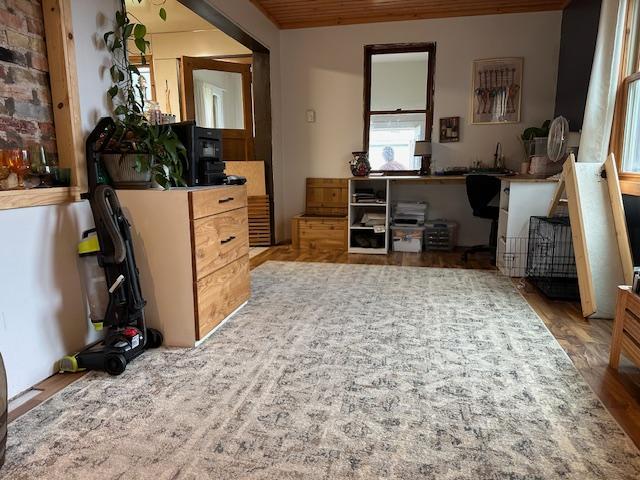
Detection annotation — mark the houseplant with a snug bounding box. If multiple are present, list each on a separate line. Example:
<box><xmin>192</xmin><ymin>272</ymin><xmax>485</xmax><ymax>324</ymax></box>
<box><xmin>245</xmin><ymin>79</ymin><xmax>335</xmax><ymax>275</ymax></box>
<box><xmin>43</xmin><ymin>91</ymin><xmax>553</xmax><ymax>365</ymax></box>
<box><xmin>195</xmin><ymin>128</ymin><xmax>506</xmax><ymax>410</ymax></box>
<box><xmin>102</xmin><ymin>1</ymin><xmax>186</xmax><ymax>189</ymax></box>
<box><xmin>520</xmin><ymin>120</ymin><xmax>551</xmax><ymax>160</ymax></box>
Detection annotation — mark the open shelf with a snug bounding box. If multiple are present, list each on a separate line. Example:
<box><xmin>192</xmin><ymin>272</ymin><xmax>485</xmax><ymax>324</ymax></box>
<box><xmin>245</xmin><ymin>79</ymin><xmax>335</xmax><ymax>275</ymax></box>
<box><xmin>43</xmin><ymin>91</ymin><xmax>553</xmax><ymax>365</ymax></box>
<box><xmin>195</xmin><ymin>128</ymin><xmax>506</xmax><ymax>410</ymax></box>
<box><xmin>0</xmin><ymin>186</ymin><xmax>79</xmax><ymax>211</ymax></box>
<box><xmin>349</xmin><ymin>202</ymin><xmax>387</xmax><ymax>207</ymax></box>
<box><xmin>350</xmin><ymin>224</ymin><xmax>378</xmax><ymax>230</ymax></box>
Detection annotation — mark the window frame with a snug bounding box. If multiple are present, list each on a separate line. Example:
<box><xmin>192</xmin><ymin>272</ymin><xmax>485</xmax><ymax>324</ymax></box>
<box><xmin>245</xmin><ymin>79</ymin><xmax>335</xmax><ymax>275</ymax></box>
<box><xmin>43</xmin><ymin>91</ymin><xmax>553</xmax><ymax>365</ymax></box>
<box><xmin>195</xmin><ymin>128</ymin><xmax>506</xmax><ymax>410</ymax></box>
<box><xmin>613</xmin><ymin>0</ymin><xmax>640</xmax><ymax>194</ymax></box>
<box><xmin>363</xmin><ymin>43</ymin><xmax>436</xmax><ymax>175</ymax></box>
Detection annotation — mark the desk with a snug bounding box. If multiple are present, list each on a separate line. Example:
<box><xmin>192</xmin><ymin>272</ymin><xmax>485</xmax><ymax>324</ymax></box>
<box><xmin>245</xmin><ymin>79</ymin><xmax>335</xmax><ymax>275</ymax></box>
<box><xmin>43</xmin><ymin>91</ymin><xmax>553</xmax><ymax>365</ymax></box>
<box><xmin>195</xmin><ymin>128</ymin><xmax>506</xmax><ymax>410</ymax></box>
<box><xmin>348</xmin><ymin>174</ymin><xmax>558</xmax><ymax>255</ymax></box>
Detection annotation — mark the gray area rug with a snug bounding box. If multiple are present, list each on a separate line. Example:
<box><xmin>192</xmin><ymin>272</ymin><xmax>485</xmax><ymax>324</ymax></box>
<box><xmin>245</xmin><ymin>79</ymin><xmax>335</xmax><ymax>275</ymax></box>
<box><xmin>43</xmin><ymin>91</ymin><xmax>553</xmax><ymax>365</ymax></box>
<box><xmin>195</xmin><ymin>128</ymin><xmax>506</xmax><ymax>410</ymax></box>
<box><xmin>3</xmin><ymin>261</ymin><xmax>640</xmax><ymax>479</ymax></box>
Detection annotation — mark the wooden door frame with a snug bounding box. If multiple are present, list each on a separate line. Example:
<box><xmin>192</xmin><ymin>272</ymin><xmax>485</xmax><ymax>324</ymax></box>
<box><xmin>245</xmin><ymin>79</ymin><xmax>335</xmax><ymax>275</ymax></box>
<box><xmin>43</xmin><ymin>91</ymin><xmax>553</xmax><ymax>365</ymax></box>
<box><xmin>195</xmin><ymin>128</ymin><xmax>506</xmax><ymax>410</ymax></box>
<box><xmin>180</xmin><ymin>56</ymin><xmax>254</xmax><ymax>133</ymax></box>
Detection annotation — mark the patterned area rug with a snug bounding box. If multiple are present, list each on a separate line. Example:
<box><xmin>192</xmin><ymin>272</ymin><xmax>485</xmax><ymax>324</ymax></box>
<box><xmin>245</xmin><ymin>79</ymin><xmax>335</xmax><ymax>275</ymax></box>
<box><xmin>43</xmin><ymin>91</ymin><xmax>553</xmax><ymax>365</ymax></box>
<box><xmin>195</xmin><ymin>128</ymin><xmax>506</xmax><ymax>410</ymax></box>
<box><xmin>3</xmin><ymin>262</ymin><xmax>640</xmax><ymax>479</ymax></box>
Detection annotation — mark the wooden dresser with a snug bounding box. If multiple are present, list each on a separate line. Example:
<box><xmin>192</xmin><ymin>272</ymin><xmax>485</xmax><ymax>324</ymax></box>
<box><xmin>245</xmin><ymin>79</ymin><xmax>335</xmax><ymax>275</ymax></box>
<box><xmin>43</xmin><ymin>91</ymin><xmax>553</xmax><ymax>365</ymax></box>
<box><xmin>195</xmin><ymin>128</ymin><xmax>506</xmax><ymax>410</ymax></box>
<box><xmin>117</xmin><ymin>185</ymin><xmax>250</xmax><ymax>347</ymax></box>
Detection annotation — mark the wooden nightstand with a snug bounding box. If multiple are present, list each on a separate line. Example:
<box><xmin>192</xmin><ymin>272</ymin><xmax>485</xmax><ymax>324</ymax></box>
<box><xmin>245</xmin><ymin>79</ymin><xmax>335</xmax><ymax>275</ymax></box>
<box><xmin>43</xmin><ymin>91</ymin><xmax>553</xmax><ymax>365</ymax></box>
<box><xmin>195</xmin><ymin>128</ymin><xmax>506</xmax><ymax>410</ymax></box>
<box><xmin>609</xmin><ymin>286</ymin><xmax>640</xmax><ymax>369</ymax></box>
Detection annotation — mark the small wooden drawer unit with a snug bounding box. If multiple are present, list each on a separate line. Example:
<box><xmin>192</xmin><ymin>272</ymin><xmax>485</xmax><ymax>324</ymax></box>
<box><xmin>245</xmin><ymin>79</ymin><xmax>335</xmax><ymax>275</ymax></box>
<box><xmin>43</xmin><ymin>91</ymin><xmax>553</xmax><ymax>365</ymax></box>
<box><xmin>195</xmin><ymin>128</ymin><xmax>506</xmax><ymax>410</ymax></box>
<box><xmin>117</xmin><ymin>185</ymin><xmax>250</xmax><ymax>347</ymax></box>
<box><xmin>610</xmin><ymin>286</ymin><xmax>640</xmax><ymax>370</ymax></box>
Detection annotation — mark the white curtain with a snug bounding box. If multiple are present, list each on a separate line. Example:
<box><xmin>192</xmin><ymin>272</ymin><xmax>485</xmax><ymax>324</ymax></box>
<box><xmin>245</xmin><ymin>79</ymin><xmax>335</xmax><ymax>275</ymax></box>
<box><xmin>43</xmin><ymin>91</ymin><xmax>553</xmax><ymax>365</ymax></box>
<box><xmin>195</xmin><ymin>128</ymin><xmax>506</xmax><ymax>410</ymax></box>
<box><xmin>194</xmin><ymin>79</ymin><xmax>214</xmax><ymax>128</ymax></box>
<box><xmin>579</xmin><ymin>0</ymin><xmax>628</xmax><ymax>163</ymax></box>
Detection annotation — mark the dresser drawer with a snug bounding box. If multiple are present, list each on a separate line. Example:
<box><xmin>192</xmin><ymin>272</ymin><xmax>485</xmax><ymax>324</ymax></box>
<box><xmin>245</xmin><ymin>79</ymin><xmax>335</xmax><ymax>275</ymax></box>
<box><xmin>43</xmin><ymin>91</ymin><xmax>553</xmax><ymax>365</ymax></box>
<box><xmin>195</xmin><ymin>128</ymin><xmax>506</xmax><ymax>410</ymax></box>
<box><xmin>195</xmin><ymin>255</ymin><xmax>250</xmax><ymax>340</ymax></box>
<box><xmin>190</xmin><ymin>186</ymin><xmax>247</xmax><ymax>220</ymax></box>
<box><xmin>193</xmin><ymin>207</ymin><xmax>249</xmax><ymax>280</ymax></box>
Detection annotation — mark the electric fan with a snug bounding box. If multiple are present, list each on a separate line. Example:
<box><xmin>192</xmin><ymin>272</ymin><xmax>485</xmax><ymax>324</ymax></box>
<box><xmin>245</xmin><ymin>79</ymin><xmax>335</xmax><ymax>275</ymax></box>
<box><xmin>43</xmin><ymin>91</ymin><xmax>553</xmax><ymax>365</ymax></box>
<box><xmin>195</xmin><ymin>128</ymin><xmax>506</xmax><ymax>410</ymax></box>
<box><xmin>547</xmin><ymin>116</ymin><xmax>570</xmax><ymax>163</ymax></box>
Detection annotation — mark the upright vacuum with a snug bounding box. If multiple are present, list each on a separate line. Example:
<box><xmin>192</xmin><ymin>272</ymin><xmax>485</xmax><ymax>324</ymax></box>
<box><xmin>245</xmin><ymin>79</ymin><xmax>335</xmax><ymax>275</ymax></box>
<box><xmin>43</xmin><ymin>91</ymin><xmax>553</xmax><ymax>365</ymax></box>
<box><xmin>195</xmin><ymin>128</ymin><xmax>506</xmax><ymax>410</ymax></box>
<box><xmin>59</xmin><ymin>118</ymin><xmax>162</xmax><ymax>376</ymax></box>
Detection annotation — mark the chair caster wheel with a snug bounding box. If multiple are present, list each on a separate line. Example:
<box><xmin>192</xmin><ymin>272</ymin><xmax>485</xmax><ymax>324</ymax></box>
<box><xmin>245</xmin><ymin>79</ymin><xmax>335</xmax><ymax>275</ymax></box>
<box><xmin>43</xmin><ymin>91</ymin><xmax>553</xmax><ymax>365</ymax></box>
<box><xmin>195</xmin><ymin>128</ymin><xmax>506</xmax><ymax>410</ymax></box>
<box><xmin>146</xmin><ymin>328</ymin><xmax>163</xmax><ymax>349</ymax></box>
<box><xmin>104</xmin><ymin>353</ymin><xmax>127</xmax><ymax>376</ymax></box>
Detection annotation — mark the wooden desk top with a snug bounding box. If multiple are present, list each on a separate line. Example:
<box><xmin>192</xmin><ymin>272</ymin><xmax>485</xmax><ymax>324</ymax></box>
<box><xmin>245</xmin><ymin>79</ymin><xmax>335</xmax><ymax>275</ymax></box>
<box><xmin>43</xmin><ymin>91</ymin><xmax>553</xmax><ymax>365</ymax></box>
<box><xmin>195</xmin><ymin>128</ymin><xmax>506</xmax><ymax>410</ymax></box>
<box><xmin>349</xmin><ymin>174</ymin><xmax>558</xmax><ymax>184</ymax></box>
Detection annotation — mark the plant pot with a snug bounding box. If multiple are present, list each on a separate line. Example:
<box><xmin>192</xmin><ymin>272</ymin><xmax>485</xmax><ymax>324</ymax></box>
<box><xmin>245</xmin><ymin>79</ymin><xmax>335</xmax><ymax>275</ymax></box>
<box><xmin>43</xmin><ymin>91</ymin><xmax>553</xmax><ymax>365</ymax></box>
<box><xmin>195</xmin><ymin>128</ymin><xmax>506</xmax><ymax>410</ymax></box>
<box><xmin>102</xmin><ymin>153</ymin><xmax>152</xmax><ymax>189</ymax></box>
<box><xmin>0</xmin><ymin>352</ymin><xmax>7</xmax><ymax>469</ymax></box>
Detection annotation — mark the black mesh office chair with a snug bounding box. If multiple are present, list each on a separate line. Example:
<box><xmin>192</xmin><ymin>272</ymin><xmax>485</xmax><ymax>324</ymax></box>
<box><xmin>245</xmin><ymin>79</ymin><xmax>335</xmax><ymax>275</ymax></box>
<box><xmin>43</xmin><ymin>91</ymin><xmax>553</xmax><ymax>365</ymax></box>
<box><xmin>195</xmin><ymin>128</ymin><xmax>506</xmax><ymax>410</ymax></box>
<box><xmin>462</xmin><ymin>175</ymin><xmax>502</xmax><ymax>263</ymax></box>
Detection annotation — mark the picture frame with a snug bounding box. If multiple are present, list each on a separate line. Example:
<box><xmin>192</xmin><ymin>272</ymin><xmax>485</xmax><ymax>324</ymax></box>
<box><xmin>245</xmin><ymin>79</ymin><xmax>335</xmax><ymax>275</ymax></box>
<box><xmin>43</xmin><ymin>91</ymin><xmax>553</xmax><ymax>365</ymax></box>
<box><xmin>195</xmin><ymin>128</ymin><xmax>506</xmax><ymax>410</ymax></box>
<box><xmin>439</xmin><ymin>117</ymin><xmax>460</xmax><ymax>143</ymax></box>
<box><xmin>471</xmin><ymin>57</ymin><xmax>523</xmax><ymax>125</ymax></box>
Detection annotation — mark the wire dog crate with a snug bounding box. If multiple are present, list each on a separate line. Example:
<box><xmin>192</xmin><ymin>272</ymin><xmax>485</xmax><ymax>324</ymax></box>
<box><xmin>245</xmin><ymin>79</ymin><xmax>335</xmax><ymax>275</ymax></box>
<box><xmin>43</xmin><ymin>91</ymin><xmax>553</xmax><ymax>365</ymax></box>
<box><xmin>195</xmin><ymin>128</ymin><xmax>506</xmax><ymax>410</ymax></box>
<box><xmin>526</xmin><ymin>216</ymin><xmax>579</xmax><ymax>300</ymax></box>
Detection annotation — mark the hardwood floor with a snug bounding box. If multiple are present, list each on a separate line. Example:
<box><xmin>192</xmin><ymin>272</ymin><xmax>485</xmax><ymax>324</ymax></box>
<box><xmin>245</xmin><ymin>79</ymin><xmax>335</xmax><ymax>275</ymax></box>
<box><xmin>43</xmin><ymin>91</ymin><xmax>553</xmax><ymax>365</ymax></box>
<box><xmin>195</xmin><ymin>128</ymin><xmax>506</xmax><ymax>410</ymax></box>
<box><xmin>12</xmin><ymin>245</ymin><xmax>640</xmax><ymax>451</ymax></box>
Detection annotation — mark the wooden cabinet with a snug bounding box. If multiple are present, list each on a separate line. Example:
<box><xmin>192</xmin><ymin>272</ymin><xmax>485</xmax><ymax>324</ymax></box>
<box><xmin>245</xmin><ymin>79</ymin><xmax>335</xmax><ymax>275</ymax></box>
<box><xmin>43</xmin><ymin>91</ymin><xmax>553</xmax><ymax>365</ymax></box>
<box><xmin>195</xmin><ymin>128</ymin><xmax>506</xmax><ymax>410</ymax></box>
<box><xmin>117</xmin><ymin>185</ymin><xmax>250</xmax><ymax>347</ymax></box>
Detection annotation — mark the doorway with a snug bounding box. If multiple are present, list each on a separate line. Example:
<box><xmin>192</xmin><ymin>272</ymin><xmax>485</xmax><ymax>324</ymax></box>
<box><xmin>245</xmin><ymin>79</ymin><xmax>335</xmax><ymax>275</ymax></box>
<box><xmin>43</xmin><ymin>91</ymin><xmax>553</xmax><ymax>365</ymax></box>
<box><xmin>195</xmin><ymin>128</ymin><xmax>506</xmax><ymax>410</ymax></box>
<box><xmin>125</xmin><ymin>0</ymin><xmax>275</xmax><ymax>245</ymax></box>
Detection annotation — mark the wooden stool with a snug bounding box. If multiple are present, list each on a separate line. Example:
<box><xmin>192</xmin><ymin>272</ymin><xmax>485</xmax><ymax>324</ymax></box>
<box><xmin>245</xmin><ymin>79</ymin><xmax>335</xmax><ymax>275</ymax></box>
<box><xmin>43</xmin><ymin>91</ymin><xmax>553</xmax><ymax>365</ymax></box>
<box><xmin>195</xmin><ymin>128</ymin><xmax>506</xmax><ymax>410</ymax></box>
<box><xmin>609</xmin><ymin>286</ymin><xmax>640</xmax><ymax>369</ymax></box>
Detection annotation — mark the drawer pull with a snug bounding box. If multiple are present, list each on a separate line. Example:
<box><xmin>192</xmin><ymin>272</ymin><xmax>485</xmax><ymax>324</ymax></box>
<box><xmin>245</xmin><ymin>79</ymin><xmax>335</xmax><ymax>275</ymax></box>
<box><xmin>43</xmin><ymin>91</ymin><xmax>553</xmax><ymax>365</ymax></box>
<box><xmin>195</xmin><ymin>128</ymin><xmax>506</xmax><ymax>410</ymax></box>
<box><xmin>219</xmin><ymin>197</ymin><xmax>234</xmax><ymax>204</ymax></box>
<box><xmin>221</xmin><ymin>236</ymin><xmax>236</xmax><ymax>245</ymax></box>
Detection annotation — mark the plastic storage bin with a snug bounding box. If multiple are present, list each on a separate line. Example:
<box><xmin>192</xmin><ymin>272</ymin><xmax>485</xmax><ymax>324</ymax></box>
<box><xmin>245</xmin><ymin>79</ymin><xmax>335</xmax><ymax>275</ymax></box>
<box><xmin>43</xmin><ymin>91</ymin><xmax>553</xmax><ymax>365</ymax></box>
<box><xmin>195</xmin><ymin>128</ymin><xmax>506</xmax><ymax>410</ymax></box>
<box><xmin>391</xmin><ymin>225</ymin><xmax>425</xmax><ymax>253</ymax></box>
<box><xmin>424</xmin><ymin>219</ymin><xmax>458</xmax><ymax>251</ymax></box>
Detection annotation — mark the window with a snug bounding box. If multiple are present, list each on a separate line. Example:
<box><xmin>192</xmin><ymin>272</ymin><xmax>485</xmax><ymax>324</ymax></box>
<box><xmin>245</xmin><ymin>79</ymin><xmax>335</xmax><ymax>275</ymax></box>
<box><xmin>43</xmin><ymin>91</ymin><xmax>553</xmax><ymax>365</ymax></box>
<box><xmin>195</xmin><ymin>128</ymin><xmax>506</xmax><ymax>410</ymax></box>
<box><xmin>363</xmin><ymin>44</ymin><xmax>436</xmax><ymax>173</ymax></box>
<box><xmin>613</xmin><ymin>1</ymin><xmax>640</xmax><ymax>190</ymax></box>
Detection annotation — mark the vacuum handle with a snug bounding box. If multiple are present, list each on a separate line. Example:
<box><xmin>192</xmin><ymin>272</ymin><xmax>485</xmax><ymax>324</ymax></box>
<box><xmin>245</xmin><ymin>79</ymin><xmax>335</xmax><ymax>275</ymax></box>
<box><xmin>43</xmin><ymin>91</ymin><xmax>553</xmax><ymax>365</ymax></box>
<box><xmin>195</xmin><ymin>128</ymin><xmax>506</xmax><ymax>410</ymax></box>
<box><xmin>218</xmin><ymin>197</ymin><xmax>234</xmax><ymax>204</ymax></box>
<box><xmin>221</xmin><ymin>236</ymin><xmax>236</xmax><ymax>245</ymax></box>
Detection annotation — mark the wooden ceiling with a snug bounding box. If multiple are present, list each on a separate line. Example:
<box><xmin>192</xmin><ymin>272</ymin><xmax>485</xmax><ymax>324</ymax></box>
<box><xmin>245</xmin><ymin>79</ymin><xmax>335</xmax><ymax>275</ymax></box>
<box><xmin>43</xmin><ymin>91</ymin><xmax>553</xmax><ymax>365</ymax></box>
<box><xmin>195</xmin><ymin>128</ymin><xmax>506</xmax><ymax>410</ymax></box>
<box><xmin>249</xmin><ymin>0</ymin><xmax>569</xmax><ymax>29</ymax></box>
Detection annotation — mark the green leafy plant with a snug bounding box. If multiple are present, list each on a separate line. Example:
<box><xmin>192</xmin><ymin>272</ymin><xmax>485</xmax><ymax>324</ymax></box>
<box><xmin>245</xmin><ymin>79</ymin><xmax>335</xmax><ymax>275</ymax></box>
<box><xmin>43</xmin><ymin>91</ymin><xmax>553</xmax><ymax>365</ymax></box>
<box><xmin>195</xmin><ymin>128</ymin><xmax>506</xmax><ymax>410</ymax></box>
<box><xmin>520</xmin><ymin>120</ymin><xmax>551</xmax><ymax>159</ymax></box>
<box><xmin>103</xmin><ymin>0</ymin><xmax>185</xmax><ymax>189</ymax></box>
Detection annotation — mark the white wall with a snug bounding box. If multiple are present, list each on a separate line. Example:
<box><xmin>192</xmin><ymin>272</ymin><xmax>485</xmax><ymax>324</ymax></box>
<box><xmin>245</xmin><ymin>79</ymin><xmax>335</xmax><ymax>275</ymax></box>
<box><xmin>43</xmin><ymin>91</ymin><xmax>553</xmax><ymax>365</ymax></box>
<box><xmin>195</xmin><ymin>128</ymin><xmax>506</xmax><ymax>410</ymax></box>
<box><xmin>279</xmin><ymin>12</ymin><xmax>562</xmax><ymax>242</ymax></box>
<box><xmin>0</xmin><ymin>0</ymin><xmax>118</xmax><ymax>399</ymax></box>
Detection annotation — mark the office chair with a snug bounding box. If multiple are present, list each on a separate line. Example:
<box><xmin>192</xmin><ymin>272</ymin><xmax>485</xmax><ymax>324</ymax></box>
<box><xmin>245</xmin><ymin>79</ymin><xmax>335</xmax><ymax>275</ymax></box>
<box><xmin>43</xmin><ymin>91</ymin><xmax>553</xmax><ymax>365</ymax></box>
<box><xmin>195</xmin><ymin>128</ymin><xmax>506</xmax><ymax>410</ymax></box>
<box><xmin>462</xmin><ymin>175</ymin><xmax>501</xmax><ymax>263</ymax></box>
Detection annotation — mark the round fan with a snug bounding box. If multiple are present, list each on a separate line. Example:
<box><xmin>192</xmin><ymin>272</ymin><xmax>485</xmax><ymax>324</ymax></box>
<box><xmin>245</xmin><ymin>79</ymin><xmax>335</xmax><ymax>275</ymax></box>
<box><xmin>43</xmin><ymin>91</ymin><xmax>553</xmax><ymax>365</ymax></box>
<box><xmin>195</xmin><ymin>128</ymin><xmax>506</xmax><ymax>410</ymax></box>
<box><xmin>547</xmin><ymin>116</ymin><xmax>569</xmax><ymax>163</ymax></box>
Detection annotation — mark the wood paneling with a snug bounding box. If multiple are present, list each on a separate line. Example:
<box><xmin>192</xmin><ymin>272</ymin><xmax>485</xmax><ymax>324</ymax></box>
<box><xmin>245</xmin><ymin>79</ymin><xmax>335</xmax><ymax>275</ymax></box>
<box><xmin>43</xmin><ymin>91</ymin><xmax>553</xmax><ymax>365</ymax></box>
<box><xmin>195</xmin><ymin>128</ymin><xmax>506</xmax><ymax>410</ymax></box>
<box><xmin>193</xmin><ymin>207</ymin><xmax>249</xmax><ymax>280</ymax></box>
<box><xmin>42</xmin><ymin>0</ymin><xmax>85</xmax><ymax>192</ymax></box>
<box><xmin>249</xmin><ymin>0</ymin><xmax>567</xmax><ymax>29</ymax></box>
<box><xmin>195</xmin><ymin>254</ymin><xmax>250</xmax><ymax>340</ymax></box>
<box><xmin>248</xmin><ymin>195</ymin><xmax>271</xmax><ymax>246</ymax></box>
<box><xmin>189</xmin><ymin>185</ymin><xmax>247</xmax><ymax>220</ymax></box>
<box><xmin>0</xmin><ymin>187</ymin><xmax>78</xmax><ymax>211</ymax></box>
<box><xmin>306</xmin><ymin>178</ymin><xmax>348</xmax><ymax>217</ymax></box>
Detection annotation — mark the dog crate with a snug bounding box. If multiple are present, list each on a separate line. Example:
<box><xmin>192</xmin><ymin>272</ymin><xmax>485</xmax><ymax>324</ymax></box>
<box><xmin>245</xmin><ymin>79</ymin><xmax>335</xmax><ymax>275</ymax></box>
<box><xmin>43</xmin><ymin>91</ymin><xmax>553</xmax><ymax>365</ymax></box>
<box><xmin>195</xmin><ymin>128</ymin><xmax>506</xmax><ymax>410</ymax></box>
<box><xmin>526</xmin><ymin>216</ymin><xmax>579</xmax><ymax>300</ymax></box>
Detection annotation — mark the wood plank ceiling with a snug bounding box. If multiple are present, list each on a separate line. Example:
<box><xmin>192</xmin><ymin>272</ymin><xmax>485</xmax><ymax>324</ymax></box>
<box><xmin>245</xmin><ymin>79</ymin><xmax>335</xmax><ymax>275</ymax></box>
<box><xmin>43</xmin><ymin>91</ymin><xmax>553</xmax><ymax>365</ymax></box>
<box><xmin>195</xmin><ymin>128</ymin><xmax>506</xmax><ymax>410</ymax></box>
<box><xmin>249</xmin><ymin>0</ymin><xmax>569</xmax><ymax>29</ymax></box>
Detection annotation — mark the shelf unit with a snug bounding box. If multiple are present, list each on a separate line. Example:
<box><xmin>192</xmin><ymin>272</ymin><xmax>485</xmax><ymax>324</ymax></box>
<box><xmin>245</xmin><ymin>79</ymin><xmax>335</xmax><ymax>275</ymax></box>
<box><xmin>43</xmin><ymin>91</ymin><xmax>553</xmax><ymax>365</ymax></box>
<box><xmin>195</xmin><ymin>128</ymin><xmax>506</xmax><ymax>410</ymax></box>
<box><xmin>348</xmin><ymin>178</ymin><xmax>390</xmax><ymax>254</ymax></box>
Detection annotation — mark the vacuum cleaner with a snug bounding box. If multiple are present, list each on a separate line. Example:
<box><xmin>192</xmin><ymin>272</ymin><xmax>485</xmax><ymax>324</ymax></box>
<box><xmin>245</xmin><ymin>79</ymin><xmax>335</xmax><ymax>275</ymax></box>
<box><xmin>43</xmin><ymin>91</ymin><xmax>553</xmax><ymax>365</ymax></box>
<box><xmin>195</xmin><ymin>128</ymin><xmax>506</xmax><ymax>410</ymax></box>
<box><xmin>59</xmin><ymin>118</ymin><xmax>162</xmax><ymax>376</ymax></box>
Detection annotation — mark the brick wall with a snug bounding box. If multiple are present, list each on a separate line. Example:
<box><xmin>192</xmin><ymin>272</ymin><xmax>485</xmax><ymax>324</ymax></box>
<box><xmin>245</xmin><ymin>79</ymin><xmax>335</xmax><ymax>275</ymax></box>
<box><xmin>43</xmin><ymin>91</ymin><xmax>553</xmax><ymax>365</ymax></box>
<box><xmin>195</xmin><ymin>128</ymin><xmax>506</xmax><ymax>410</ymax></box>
<box><xmin>0</xmin><ymin>0</ymin><xmax>56</xmax><ymax>155</ymax></box>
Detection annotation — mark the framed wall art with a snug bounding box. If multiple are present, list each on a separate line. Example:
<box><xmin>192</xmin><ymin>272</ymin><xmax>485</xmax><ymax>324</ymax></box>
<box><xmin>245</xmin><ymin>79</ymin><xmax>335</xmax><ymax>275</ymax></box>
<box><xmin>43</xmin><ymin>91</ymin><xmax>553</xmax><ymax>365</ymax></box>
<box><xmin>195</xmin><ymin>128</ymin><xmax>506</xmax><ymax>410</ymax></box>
<box><xmin>471</xmin><ymin>57</ymin><xmax>523</xmax><ymax>124</ymax></box>
<box><xmin>439</xmin><ymin>116</ymin><xmax>460</xmax><ymax>143</ymax></box>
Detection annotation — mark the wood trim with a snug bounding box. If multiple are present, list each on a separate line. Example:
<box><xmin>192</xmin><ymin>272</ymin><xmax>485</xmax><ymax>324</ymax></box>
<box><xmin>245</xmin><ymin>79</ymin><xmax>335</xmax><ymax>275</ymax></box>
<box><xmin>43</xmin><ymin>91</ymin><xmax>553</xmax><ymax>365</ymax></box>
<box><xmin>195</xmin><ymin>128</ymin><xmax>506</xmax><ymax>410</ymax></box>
<box><xmin>250</xmin><ymin>0</ymin><xmax>566</xmax><ymax>30</ymax></box>
<box><xmin>248</xmin><ymin>0</ymin><xmax>281</xmax><ymax>28</ymax></box>
<box><xmin>611</xmin><ymin>70</ymin><xmax>640</xmax><ymax>174</ymax></box>
<box><xmin>562</xmin><ymin>155</ymin><xmax>597</xmax><ymax>317</ymax></box>
<box><xmin>0</xmin><ymin>187</ymin><xmax>78</xmax><ymax>211</ymax></box>
<box><xmin>180</xmin><ymin>56</ymin><xmax>254</xmax><ymax>135</ymax></box>
<box><xmin>363</xmin><ymin>43</ymin><xmax>436</xmax><ymax>173</ymax></box>
<box><xmin>621</xmin><ymin>178</ymin><xmax>640</xmax><ymax>196</ymax></box>
<box><xmin>605</xmin><ymin>153</ymin><xmax>634</xmax><ymax>285</ymax></box>
<box><xmin>42</xmin><ymin>0</ymin><xmax>85</xmax><ymax>193</ymax></box>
